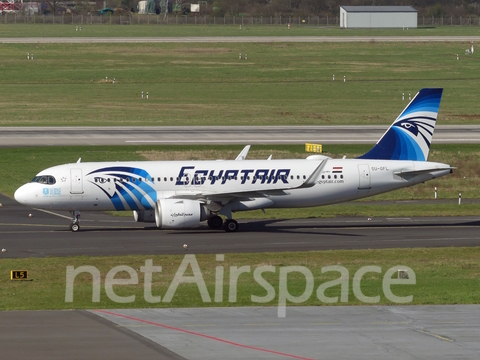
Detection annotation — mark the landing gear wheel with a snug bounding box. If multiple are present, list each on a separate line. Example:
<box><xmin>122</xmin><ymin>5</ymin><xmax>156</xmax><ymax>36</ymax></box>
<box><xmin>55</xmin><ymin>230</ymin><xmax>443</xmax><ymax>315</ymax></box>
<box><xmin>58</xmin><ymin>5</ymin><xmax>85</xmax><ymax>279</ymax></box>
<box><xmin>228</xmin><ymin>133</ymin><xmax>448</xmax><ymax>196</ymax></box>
<box><xmin>70</xmin><ymin>210</ymin><xmax>81</xmax><ymax>232</ymax></box>
<box><xmin>207</xmin><ymin>215</ymin><xmax>224</xmax><ymax>230</ymax></box>
<box><xmin>224</xmin><ymin>219</ymin><xmax>239</xmax><ymax>233</ymax></box>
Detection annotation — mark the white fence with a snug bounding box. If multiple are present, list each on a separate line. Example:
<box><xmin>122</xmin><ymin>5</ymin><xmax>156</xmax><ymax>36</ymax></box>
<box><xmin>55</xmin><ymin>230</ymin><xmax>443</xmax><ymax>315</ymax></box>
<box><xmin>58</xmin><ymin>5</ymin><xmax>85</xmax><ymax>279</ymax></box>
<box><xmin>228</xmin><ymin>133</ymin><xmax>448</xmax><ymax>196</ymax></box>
<box><xmin>1</xmin><ymin>14</ymin><xmax>480</xmax><ymax>26</ymax></box>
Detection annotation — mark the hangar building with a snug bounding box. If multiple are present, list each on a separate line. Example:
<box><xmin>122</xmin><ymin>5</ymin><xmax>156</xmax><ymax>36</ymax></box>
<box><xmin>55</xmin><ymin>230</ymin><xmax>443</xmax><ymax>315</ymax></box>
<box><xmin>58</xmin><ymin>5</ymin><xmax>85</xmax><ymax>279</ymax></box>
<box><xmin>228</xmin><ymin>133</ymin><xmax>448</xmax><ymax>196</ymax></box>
<box><xmin>339</xmin><ymin>6</ymin><xmax>417</xmax><ymax>29</ymax></box>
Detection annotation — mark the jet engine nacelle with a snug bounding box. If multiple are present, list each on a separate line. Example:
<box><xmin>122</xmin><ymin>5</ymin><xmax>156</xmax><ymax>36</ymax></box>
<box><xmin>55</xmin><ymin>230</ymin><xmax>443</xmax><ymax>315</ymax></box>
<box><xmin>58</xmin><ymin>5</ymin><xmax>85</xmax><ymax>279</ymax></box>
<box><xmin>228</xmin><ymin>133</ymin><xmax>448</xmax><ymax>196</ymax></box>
<box><xmin>133</xmin><ymin>210</ymin><xmax>156</xmax><ymax>223</ymax></box>
<box><xmin>154</xmin><ymin>198</ymin><xmax>211</xmax><ymax>229</ymax></box>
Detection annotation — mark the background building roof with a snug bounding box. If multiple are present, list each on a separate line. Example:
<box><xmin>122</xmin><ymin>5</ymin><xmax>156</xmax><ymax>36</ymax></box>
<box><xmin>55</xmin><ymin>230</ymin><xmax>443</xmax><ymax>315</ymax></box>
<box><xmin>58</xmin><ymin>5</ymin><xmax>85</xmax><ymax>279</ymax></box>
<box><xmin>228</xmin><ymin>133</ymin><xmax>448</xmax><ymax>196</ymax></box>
<box><xmin>341</xmin><ymin>6</ymin><xmax>417</xmax><ymax>13</ymax></box>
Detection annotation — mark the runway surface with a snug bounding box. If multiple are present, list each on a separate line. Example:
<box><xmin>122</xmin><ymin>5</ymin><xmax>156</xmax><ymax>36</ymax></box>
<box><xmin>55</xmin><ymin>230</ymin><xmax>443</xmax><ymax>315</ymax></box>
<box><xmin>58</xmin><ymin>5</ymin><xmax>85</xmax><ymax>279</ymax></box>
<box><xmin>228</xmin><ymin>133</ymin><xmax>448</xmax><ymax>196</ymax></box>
<box><xmin>2</xmin><ymin>36</ymin><xmax>480</xmax><ymax>44</ymax></box>
<box><xmin>3</xmin><ymin>306</ymin><xmax>479</xmax><ymax>359</ymax></box>
<box><xmin>2</xmin><ymin>125</ymin><xmax>480</xmax><ymax>146</ymax></box>
<box><xmin>1</xmin><ymin>193</ymin><xmax>479</xmax><ymax>258</ymax></box>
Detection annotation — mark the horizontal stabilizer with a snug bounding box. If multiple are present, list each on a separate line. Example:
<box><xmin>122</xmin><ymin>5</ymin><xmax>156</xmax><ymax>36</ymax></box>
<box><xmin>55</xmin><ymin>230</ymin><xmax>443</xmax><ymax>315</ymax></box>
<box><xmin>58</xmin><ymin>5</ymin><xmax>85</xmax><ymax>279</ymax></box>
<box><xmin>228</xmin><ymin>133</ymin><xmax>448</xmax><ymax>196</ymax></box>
<box><xmin>394</xmin><ymin>167</ymin><xmax>454</xmax><ymax>176</ymax></box>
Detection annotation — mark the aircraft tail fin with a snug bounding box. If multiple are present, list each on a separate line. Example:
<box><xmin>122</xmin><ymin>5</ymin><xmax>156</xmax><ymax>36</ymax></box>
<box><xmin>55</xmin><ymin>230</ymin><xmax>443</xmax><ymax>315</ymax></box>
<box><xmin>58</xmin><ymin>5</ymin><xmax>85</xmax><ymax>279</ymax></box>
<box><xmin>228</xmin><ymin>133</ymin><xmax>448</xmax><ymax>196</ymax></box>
<box><xmin>358</xmin><ymin>88</ymin><xmax>443</xmax><ymax>161</ymax></box>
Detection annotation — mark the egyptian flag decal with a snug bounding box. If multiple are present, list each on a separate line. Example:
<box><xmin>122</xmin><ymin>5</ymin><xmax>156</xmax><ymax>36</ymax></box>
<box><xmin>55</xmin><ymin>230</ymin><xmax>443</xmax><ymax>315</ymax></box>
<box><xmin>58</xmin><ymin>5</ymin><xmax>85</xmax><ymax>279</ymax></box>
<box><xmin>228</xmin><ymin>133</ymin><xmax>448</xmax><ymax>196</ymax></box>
<box><xmin>332</xmin><ymin>166</ymin><xmax>343</xmax><ymax>174</ymax></box>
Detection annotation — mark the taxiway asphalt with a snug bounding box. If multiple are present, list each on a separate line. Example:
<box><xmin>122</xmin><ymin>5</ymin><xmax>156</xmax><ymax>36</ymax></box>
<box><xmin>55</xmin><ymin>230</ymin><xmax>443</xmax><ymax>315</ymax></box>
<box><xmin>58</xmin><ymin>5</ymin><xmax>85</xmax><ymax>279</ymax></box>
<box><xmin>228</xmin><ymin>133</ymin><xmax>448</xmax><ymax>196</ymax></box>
<box><xmin>1</xmin><ymin>194</ymin><xmax>479</xmax><ymax>258</ymax></box>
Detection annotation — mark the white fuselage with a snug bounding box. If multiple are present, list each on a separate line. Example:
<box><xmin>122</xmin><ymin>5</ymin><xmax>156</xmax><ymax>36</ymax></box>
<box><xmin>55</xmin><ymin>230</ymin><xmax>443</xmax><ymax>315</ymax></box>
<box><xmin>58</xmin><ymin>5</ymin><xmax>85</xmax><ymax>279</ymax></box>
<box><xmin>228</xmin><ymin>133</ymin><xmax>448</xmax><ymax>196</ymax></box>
<box><xmin>14</xmin><ymin>158</ymin><xmax>452</xmax><ymax>213</ymax></box>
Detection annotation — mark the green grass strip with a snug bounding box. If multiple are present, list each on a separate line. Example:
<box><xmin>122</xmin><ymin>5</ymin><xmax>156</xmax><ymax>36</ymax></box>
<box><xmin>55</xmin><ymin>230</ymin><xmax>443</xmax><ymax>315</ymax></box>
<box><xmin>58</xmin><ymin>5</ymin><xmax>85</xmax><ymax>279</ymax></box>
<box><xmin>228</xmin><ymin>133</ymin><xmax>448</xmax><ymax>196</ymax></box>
<box><xmin>1</xmin><ymin>247</ymin><xmax>479</xmax><ymax>310</ymax></box>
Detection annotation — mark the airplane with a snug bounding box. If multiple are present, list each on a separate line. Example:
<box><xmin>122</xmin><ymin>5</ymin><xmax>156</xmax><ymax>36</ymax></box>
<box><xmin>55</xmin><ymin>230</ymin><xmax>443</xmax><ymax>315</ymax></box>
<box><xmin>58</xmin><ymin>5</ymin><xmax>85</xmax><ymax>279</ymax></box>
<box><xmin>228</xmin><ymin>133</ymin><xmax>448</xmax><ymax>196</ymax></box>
<box><xmin>14</xmin><ymin>88</ymin><xmax>453</xmax><ymax>233</ymax></box>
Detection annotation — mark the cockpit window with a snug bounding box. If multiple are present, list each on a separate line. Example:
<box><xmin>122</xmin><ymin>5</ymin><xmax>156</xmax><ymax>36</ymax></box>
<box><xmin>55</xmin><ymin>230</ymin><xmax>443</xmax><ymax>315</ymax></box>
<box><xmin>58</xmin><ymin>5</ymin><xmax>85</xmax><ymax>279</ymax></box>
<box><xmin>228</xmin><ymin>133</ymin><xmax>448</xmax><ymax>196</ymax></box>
<box><xmin>31</xmin><ymin>175</ymin><xmax>56</xmax><ymax>185</ymax></box>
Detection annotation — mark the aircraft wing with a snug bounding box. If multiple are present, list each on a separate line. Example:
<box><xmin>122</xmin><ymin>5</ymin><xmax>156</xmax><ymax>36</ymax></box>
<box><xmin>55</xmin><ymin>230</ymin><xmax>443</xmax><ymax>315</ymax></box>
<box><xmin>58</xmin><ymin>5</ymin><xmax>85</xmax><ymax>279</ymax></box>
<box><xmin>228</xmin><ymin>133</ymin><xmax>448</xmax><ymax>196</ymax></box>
<box><xmin>165</xmin><ymin>161</ymin><xmax>327</xmax><ymax>207</ymax></box>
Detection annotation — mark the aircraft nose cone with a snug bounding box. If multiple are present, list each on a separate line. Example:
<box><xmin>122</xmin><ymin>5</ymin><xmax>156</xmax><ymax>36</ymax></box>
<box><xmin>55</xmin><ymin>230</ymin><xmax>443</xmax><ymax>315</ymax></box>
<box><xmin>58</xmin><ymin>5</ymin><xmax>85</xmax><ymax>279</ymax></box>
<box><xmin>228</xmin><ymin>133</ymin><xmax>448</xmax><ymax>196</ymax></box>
<box><xmin>14</xmin><ymin>185</ymin><xmax>28</xmax><ymax>204</ymax></box>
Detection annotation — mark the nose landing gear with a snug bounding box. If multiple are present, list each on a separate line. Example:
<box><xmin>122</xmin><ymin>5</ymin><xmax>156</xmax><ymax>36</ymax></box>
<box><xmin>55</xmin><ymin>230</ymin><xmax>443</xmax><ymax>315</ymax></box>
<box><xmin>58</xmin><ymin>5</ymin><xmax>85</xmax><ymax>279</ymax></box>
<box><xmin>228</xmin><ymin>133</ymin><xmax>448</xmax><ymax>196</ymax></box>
<box><xmin>69</xmin><ymin>211</ymin><xmax>81</xmax><ymax>232</ymax></box>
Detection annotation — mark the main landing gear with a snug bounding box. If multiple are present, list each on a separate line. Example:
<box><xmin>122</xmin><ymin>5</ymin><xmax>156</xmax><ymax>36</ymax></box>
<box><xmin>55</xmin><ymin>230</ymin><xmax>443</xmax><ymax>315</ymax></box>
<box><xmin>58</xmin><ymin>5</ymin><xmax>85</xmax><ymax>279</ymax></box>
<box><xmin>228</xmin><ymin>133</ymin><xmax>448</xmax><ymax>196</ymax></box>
<box><xmin>69</xmin><ymin>211</ymin><xmax>81</xmax><ymax>232</ymax></box>
<box><xmin>207</xmin><ymin>215</ymin><xmax>239</xmax><ymax>232</ymax></box>
<box><xmin>224</xmin><ymin>219</ymin><xmax>239</xmax><ymax>232</ymax></box>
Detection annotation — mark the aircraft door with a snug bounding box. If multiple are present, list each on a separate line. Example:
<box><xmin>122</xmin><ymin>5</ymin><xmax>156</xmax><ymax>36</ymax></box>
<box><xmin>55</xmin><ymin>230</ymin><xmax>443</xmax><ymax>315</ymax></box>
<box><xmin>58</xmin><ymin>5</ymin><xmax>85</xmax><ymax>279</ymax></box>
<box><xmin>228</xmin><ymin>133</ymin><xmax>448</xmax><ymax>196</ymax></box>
<box><xmin>70</xmin><ymin>168</ymin><xmax>84</xmax><ymax>194</ymax></box>
<box><xmin>357</xmin><ymin>164</ymin><xmax>371</xmax><ymax>189</ymax></box>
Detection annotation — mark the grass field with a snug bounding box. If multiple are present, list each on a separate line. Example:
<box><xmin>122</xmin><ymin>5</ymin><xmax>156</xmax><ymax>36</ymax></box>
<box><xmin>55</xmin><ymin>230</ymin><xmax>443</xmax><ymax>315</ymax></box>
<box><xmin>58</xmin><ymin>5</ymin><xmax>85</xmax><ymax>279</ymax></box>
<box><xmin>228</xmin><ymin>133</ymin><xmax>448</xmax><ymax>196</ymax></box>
<box><xmin>1</xmin><ymin>23</ymin><xmax>480</xmax><ymax>37</ymax></box>
<box><xmin>1</xmin><ymin>41</ymin><xmax>480</xmax><ymax>126</ymax></box>
<box><xmin>1</xmin><ymin>247</ymin><xmax>479</xmax><ymax>310</ymax></box>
